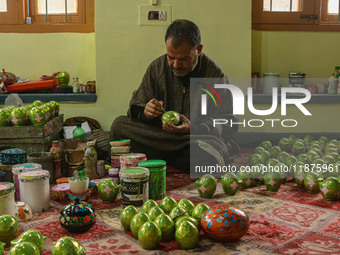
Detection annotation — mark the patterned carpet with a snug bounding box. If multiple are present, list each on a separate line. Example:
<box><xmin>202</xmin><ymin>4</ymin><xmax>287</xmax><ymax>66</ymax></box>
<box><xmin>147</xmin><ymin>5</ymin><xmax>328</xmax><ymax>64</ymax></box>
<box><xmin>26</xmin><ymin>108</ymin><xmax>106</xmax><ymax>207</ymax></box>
<box><xmin>3</xmin><ymin>149</ymin><xmax>340</xmax><ymax>254</ymax></box>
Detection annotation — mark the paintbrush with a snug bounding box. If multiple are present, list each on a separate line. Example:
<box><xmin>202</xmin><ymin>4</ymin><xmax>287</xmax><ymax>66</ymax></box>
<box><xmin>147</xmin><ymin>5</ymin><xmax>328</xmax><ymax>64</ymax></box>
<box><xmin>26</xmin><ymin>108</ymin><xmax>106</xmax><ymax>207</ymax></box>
<box><xmin>144</xmin><ymin>87</ymin><xmax>166</xmax><ymax>113</ymax></box>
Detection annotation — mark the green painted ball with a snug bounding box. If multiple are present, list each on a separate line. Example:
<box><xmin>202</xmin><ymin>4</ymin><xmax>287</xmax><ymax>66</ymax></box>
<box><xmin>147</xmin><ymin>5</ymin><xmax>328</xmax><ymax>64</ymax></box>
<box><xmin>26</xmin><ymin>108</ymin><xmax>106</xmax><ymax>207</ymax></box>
<box><xmin>138</xmin><ymin>221</ymin><xmax>162</xmax><ymax>250</ymax></box>
<box><xmin>120</xmin><ymin>205</ymin><xmax>139</xmax><ymax>231</ymax></box>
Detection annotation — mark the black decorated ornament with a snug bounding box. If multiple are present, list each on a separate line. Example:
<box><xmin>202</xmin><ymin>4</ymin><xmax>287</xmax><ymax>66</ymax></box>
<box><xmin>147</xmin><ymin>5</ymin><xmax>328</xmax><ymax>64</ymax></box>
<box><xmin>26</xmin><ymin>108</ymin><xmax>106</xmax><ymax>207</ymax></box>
<box><xmin>59</xmin><ymin>197</ymin><xmax>96</xmax><ymax>233</ymax></box>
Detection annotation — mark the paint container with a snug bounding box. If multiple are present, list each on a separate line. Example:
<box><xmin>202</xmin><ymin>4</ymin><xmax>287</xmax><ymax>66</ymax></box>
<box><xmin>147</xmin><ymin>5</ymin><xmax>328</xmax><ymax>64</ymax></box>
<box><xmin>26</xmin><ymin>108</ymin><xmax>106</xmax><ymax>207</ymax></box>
<box><xmin>12</xmin><ymin>163</ymin><xmax>42</xmax><ymax>201</ymax></box>
<box><xmin>0</xmin><ymin>182</ymin><xmax>17</xmax><ymax>217</ymax></box>
<box><xmin>120</xmin><ymin>153</ymin><xmax>147</xmax><ymax>170</ymax></box>
<box><xmin>110</xmin><ymin>146</ymin><xmax>130</xmax><ymax>169</ymax></box>
<box><xmin>18</xmin><ymin>170</ymin><xmax>50</xmax><ymax>213</ymax></box>
<box><xmin>108</xmin><ymin>168</ymin><xmax>119</xmax><ymax>184</ymax></box>
<box><xmin>119</xmin><ymin>167</ymin><xmax>149</xmax><ymax>208</ymax></box>
<box><xmin>96</xmin><ymin>160</ymin><xmax>106</xmax><ymax>177</ymax></box>
<box><xmin>138</xmin><ymin>160</ymin><xmax>166</xmax><ymax>200</ymax></box>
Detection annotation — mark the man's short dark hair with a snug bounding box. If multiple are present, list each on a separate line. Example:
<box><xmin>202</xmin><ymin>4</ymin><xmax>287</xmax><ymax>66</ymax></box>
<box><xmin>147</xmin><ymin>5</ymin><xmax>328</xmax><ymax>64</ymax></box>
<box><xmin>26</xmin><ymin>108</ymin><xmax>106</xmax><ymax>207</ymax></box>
<box><xmin>165</xmin><ymin>19</ymin><xmax>201</xmax><ymax>49</ymax></box>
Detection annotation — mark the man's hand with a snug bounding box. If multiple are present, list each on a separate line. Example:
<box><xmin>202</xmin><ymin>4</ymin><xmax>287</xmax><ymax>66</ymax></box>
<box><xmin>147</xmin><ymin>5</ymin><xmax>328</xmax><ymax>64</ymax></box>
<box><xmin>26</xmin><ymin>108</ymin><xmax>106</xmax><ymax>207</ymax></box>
<box><xmin>162</xmin><ymin>114</ymin><xmax>190</xmax><ymax>134</ymax></box>
<box><xmin>144</xmin><ymin>99</ymin><xmax>164</xmax><ymax>119</ymax></box>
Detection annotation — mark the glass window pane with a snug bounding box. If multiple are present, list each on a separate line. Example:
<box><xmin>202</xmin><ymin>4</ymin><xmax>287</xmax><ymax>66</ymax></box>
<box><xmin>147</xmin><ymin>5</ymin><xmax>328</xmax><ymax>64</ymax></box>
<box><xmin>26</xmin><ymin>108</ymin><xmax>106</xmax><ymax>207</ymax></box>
<box><xmin>263</xmin><ymin>0</ymin><xmax>271</xmax><ymax>11</ymax></box>
<box><xmin>0</xmin><ymin>0</ymin><xmax>7</xmax><ymax>12</ymax></box>
<box><xmin>328</xmin><ymin>0</ymin><xmax>339</xmax><ymax>14</ymax></box>
<box><xmin>38</xmin><ymin>0</ymin><xmax>77</xmax><ymax>14</ymax></box>
<box><xmin>263</xmin><ymin>0</ymin><xmax>301</xmax><ymax>12</ymax></box>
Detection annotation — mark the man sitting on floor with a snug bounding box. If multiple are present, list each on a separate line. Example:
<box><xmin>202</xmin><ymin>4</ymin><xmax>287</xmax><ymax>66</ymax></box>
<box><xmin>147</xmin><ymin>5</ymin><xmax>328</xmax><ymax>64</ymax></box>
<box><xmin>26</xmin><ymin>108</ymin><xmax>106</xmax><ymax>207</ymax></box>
<box><xmin>110</xmin><ymin>19</ymin><xmax>239</xmax><ymax>172</ymax></box>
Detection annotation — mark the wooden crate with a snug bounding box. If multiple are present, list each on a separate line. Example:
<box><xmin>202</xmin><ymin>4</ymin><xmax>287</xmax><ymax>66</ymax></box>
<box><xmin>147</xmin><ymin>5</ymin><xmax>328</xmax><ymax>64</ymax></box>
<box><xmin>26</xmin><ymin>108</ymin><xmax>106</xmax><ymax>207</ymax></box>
<box><xmin>0</xmin><ymin>114</ymin><xmax>64</xmax><ymax>155</ymax></box>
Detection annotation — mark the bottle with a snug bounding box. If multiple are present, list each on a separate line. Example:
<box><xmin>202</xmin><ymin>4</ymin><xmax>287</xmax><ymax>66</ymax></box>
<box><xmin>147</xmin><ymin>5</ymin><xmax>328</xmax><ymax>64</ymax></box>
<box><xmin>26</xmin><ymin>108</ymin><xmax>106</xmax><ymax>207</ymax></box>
<box><xmin>49</xmin><ymin>140</ymin><xmax>63</xmax><ymax>179</ymax></box>
<box><xmin>84</xmin><ymin>141</ymin><xmax>98</xmax><ymax>180</ymax></box>
<box><xmin>328</xmin><ymin>74</ymin><xmax>337</xmax><ymax>94</ymax></box>
<box><xmin>49</xmin><ymin>140</ymin><xmax>62</xmax><ymax>159</ymax></box>
<box><xmin>72</xmin><ymin>77</ymin><xmax>81</xmax><ymax>93</ymax></box>
<box><xmin>335</xmin><ymin>66</ymin><xmax>340</xmax><ymax>94</ymax></box>
<box><xmin>73</xmin><ymin>123</ymin><xmax>86</xmax><ymax>139</ymax></box>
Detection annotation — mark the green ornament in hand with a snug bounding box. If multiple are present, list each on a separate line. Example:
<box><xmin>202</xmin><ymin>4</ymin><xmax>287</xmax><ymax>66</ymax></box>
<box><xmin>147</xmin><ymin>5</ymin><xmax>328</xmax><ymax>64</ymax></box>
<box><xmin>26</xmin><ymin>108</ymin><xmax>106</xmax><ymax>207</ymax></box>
<box><xmin>162</xmin><ymin>111</ymin><xmax>180</xmax><ymax>125</ymax></box>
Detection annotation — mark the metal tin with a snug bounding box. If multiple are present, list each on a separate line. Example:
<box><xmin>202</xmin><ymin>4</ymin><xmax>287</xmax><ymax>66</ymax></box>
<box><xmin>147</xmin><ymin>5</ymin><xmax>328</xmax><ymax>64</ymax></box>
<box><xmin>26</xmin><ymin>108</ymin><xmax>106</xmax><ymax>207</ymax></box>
<box><xmin>12</xmin><ymin>163</ymin><xmax>42</xmax><ymax>201</ymax></box>
<box><xmin>0</xmin><ymin>182</ymin><xmax>16</xmax><ymax>217</ymax></box>
<box><xmin>120</xmin><ymin>153</ymin><xmax>147</xmax><ymax>170</ymax></box>
<box><xmin>289</xmin><ymin>72</ymin><xmax>306</xmax><ymax>88</ymax></box>
<box><xmin>18</xmin><ymin>170</ymin><xmax>50</xmax><ymax>213</ymax></box>
<box><xmin>119</xmin><ymin>167</ymin><xmax>149</xmax><ymax>208</ymax></box>
<box><xmin>138</xmin><ymin>160</ymin><xmax>166</xmax><ymax>200</ymax></box>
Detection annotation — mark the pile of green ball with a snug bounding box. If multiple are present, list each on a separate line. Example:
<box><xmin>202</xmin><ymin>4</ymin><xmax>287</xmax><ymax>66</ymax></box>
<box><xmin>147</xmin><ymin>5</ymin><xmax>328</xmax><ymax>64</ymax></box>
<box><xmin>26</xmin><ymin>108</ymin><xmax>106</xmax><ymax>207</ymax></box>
<box><xmin>120</xmin><ymin>196</ymin><xmax>209</xmax><ymax>250</ymax></box>
<box><xmin>0</xmin><ymin>214</ymin><xmax>86</xmax><ymax>255</ymax></box>
<box><xmin>246</xmin><ymin>135</ymin><xmax>340</xmax><ymax>196</ymax></box>
<box><xmin>0</xmin><ymin>100</ymin><xmax>59</xmax><ymax>127</ymax></box>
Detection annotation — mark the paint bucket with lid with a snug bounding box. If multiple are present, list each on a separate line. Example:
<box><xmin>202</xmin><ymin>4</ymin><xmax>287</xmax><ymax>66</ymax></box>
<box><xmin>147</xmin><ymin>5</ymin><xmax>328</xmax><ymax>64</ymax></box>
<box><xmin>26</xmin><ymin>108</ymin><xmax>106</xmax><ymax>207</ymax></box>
<box><xmin>138</xmin><ymin>160</ymin><xmax>166</xmax><ymax>200</ymax></box>
<box><xmin>12</xmin><ymin>163</ymin><xmax>42</xmax><ymax>201</ymax></box>
<box><xmin>120</xmin><ymin>153</ymin><xmax>147</xmax><ymax>170</ymax></box>
<box><xmin>18</xmin><ymin>170</ymin><xmax>50</xmax><ymax>213</ymax></box>
<box><xmin>119</xmin><ymin>167</ymin><xmax>149</xmax><ymax>208</ymax></box>
<box><xmin>0</xmin><ymin>182</ymin><xmax>16</xmax><ymax>217</ymax></box>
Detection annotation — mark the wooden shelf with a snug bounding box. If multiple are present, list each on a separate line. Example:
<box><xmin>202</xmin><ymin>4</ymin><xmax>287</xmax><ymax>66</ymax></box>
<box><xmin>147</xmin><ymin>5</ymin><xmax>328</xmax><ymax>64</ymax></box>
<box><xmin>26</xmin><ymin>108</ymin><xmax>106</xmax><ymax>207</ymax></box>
<box><xmin>0</xmin><ymin>93</ymin><xmax>97</xmax><ymax>103</ymax></box>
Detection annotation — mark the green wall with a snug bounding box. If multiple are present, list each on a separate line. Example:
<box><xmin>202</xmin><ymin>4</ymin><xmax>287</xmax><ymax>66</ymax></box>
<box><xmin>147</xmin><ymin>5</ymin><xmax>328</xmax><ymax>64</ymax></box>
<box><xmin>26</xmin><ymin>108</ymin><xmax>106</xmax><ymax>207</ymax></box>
<box><xmin>250</xmin><ymin>30</ymin><xmax>340</xmax><ymax>133</ymax></box>
<box><xmin>0</xmin><ymin>0</ymin><xmax>251</xmax><ymax>131</ymax></box>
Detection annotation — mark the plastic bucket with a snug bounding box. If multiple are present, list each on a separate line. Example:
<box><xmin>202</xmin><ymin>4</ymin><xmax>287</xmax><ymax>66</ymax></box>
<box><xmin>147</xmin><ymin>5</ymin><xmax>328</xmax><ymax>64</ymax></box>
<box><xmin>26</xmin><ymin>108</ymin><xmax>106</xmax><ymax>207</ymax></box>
<box><xmin>138</xmin><ymin>160</ymin><xmax>166</xmax><ymax>200</ymax></box>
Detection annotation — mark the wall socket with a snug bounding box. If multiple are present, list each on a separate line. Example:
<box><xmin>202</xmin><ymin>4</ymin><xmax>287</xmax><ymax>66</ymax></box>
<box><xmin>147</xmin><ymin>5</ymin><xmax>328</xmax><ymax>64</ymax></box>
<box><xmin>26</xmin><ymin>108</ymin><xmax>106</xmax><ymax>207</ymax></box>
<box><xmin>139</xmin><ymin>4</ymin><xmax>171</xmax><ymax>26</ymax></box>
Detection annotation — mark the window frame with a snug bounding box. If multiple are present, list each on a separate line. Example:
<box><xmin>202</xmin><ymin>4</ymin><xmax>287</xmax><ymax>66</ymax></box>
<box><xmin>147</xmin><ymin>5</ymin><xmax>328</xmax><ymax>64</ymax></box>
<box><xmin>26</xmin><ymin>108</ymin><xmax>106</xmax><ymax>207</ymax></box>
<box><xmin>0</xmin><ymin>0</ymin><xmax>94</xmax><ymax>33</ymax></box>
<box><xmin>252</xmin><ymin>0</ymin><xmax>340</xmax><ymax>32</ymax></box>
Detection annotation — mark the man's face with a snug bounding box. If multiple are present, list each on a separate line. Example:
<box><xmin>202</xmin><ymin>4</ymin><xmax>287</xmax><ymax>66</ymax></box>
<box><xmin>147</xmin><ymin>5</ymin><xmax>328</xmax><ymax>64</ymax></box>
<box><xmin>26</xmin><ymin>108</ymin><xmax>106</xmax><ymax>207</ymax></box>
<box><xmin>166</xmin><ymin>38</ymin><xmax>202</xmax><ymax>77</ymax></box>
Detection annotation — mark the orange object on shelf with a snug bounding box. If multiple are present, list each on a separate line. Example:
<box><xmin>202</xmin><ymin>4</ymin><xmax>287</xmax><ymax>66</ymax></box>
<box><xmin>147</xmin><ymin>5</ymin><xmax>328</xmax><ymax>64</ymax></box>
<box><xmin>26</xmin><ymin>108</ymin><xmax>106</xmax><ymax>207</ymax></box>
<box><xmin>7</xmin><ymin>80</ymin><xmax>56</xmax><ymax>93</ymax></box>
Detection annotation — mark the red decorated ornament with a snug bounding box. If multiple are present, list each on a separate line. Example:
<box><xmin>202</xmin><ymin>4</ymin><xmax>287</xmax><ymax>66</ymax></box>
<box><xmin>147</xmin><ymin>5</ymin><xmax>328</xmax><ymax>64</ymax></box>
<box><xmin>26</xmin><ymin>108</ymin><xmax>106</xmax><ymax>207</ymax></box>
<box><xmin>0</xmin><ymin>69</ymin><xmax>16</xmax><ymax>85</ymax></box>
<box><xmin>201</xmin><ymin>204</ymin><xmax>250</xmax><ymax>242</ymax></box>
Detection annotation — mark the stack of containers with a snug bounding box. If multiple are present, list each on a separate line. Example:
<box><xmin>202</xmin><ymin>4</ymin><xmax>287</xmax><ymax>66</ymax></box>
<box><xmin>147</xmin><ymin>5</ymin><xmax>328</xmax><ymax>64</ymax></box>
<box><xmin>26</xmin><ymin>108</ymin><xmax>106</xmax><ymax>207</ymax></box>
<box><xmin>110</xmin><ymin>139</ymin><xmax>131</xmax><ymax>170</ymax></box>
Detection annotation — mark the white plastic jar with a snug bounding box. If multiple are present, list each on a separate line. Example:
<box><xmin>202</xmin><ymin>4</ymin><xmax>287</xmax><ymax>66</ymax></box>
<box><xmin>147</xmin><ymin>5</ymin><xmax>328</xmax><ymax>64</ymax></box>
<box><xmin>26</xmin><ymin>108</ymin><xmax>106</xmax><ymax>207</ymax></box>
<box><xmin>0</xmin><ymin>182</ymin><xmax>17</xmax><ymax>217</ymax></box>
<box><xmin>18</xmin><ymin>170</ymin><xmax>50</xmax><ymax>213</ymax></box>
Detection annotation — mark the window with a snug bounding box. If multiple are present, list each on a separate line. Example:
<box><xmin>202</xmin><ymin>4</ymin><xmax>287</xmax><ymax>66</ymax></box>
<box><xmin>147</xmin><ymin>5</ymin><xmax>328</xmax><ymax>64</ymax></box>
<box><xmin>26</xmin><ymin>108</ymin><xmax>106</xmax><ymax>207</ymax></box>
<box><xmin>0</xmin><ymin>0</ymin><xmax>94</xmax><ymax>33</ymax></box>
<box><xmin>253</xmin><ymin>0</ymin><xmax>340</xmax><ymax>31</ymax></box>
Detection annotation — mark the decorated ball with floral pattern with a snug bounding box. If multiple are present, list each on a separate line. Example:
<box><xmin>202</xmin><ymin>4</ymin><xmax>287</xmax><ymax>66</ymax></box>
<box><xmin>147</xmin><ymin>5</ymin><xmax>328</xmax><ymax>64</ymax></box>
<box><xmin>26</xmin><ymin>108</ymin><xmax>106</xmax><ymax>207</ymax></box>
<box><xmin>10</xmin><ymin>107</ymin><xmax>27</xmax><ymax>126</ymax></box>
<box><xmin>201</xmin><ymin>204</ymin><xmax>249</xmax><ymax>242</ymax></box>
<box><xmin>29</xmin><ymin>107</ymin><xmax>46</xmax><ymax>126</ymax></box>
<box><xmin>59</xmin><ymin>198</ymin><xmax>96</xmax><ymax>233</ymax></box>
